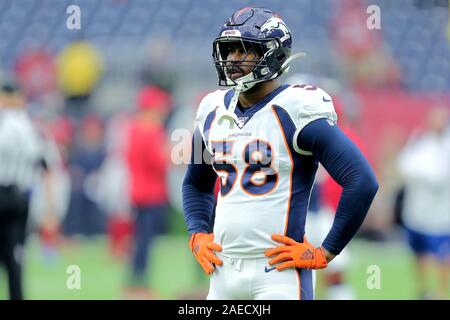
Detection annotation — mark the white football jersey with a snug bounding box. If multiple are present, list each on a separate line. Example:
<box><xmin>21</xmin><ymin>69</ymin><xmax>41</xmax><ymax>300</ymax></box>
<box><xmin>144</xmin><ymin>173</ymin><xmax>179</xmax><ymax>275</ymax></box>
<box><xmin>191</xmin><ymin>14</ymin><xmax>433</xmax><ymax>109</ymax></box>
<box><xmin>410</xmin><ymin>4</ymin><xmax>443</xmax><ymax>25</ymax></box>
<box><xmin>195</xmin><ymin>84</ymin><xmax>337</xmax><ymax>258</ymax></box>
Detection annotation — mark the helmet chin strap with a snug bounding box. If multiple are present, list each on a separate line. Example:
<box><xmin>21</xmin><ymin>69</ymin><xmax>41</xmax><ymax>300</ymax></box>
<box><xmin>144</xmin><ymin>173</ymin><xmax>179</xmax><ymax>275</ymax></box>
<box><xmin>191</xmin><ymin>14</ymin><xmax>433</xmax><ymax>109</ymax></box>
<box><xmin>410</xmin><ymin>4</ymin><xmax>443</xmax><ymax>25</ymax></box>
<box><xmin>217</xmin><ymin>81</ymin><xmax>243</xmax><ymax>129</ymax></box>
<box><xmin>218</xmin><ymin>52</ymin><xmax>306</xmax><ymax>129</ymax></box>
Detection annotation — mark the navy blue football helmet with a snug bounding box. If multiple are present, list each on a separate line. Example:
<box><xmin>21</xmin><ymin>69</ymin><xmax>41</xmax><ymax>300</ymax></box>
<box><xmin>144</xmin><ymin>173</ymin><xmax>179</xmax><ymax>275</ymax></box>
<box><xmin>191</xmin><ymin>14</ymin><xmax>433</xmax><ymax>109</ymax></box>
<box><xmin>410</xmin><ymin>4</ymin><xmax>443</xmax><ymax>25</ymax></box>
<box><xmin>213</xmin><ymin>7</ymin><xmax>294</xmax><ymax>91</ymax></box>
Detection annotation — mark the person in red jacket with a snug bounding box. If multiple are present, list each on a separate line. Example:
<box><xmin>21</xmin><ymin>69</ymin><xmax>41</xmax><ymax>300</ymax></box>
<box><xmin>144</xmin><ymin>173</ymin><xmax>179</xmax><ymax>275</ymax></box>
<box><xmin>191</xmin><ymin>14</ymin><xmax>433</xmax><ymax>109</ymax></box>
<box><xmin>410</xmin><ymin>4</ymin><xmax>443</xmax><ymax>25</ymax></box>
<box><xmin>124</xmin><ymin>85</ymin><xmax>171</xmax><ymax>298</ymax></box>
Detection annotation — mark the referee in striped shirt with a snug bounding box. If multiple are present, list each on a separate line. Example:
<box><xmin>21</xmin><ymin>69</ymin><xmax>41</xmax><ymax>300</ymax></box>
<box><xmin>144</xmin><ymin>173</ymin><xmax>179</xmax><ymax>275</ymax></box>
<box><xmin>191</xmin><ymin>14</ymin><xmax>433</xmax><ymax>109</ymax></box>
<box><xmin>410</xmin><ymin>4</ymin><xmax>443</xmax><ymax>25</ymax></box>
<box><xmin>0</xmin><ymin>80</ymin><xmax>48</xmax><ymax>299</ymax></box>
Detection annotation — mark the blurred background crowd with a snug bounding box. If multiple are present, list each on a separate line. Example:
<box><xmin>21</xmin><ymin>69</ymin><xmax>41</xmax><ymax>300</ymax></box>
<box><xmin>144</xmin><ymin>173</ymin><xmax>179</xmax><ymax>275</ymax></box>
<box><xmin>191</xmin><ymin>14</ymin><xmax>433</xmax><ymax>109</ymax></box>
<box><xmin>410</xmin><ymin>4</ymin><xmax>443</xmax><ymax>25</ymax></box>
<box><xmin>0</xmin><ymin>0</ymin><xmax>449</xmax><ymax>300</ymax></box>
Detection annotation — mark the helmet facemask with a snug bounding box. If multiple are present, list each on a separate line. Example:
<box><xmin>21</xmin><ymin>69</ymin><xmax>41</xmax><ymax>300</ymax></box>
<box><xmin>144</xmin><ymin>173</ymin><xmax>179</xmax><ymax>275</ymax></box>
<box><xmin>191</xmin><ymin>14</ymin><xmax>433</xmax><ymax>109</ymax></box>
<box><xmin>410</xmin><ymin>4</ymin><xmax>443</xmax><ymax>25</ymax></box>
<box><xmin>213</xmin><ymin>37</ymin><xmax>291</xmax><ymax>92</ymax></box>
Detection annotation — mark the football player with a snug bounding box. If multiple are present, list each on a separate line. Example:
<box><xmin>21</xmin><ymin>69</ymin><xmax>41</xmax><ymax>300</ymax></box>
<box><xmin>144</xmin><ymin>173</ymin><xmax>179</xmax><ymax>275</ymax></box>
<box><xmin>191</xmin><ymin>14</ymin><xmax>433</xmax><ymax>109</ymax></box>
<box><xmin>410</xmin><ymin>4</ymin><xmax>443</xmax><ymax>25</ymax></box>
<box><xmin>182</xmin><ymin>7</ymin><xmax>378</xmax><ymax>300</ymax></box>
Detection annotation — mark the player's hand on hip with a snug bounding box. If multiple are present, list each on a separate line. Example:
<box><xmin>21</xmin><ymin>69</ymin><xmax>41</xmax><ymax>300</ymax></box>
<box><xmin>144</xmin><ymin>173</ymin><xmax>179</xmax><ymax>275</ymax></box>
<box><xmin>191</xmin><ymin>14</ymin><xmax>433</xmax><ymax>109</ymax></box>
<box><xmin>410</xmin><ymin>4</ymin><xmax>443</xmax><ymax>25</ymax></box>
<box><xmin>189</xmin><ymin>233</ymin><xmax>223</xmax><ymax>275</ymax></box>
<box><xmin>265</xmin><ymin>234</ymin><xmax>328</xmax><ymax>270</ymax></box>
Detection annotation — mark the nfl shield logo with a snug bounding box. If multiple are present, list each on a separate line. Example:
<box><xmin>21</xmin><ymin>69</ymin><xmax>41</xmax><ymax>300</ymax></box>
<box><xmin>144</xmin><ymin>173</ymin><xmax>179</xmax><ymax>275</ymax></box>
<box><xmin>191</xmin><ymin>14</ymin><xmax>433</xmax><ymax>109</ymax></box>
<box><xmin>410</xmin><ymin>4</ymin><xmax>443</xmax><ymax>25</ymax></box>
<box><xmin>236</xmin><ymin>116</ymin><xmax>248</xmax><ymax>128</ymax></box>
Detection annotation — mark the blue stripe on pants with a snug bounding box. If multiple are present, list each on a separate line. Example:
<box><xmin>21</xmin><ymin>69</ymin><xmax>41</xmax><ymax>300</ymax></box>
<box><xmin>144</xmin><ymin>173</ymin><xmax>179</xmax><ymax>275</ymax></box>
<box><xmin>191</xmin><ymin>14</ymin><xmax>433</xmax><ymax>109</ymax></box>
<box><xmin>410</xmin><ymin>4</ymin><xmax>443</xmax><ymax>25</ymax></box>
<box><xmin>298</xmin><ymin>268</ymin><xmax>314</xmax><ymax>300</ymax></box>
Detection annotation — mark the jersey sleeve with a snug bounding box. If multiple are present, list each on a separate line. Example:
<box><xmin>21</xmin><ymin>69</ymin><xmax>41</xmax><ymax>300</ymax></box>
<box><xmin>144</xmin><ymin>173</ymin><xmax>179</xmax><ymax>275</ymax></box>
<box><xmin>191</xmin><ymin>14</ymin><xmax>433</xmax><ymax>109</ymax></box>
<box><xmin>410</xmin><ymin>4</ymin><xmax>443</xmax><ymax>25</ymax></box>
<box><xmin>184</xmin><ymin>90</ymin><xmax>224</xmax><ymax>235</ymax></box>
<box><xmin>194</xmin><ymin>95</ymin><xmax>211</xmax><ymax>136</ymax></box>
<box><xmin>276</xmin><ymin>85</ymin><xmax>338</xmax><ymax>155</ymax></box>
<box><xmin>194</xmin><ymin>89</ymin><xmax>226</xmax><ymax>145</ymax></box>
<box><xmin>182</xmin><ymin>127</ymin><xmax>217</xmax><ymax>236</ymax></box>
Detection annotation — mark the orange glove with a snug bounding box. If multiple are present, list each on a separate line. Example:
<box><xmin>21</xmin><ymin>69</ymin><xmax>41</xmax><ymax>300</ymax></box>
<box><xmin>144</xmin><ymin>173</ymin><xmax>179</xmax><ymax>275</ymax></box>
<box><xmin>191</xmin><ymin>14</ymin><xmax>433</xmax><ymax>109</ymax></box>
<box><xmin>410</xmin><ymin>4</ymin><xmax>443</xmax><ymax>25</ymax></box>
<box><xmin>189</xmin><ymin>233</ymin><xmax>223</xmax><ymax>275</ymax></box>
<box><xmin>265</xmin><ymin>235</ymin><xmax>328</xmax><ymax>270</ymax></box>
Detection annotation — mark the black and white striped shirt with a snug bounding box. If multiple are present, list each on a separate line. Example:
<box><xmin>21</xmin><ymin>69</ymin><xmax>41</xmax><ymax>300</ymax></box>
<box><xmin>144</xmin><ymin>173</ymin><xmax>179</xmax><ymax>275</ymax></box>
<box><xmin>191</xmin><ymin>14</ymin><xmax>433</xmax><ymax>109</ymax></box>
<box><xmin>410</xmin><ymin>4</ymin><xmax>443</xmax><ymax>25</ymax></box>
<box><xmin>0</xmin><ymin>108</ymin><xmax>45</xmax><ymax>192</ymax></box>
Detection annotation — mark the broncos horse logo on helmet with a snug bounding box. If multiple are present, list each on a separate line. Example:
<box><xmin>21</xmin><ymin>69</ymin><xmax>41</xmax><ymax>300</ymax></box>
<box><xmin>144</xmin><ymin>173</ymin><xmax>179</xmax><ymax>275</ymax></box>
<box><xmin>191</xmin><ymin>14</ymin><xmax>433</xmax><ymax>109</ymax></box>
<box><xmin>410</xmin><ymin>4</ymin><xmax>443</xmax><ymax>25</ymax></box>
<box><xmin>212</xmin><ymin>7</ymin><xmax>303</xmax><ymax>93</ymax></box>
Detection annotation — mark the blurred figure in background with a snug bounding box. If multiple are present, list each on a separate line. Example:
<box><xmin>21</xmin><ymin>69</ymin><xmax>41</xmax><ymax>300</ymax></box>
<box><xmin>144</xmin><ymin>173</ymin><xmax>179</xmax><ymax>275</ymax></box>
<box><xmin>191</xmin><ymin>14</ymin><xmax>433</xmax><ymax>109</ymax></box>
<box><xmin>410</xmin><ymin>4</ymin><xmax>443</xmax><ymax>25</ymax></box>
<box><xmin>124</xmin><ymin>85</ymin><xmax>171</xmax><ymax>298</ymax></box>
<box><xmin>141</xmin><ymin>38</ymin><xmax>177</xmax><ymax>95</ymax></box>
<box><xmin>28</xmin><ymin>122</ymin><xmax>70</xmax><ymax>265</ymax></box>
<box><xmin>56</xmin><ymin>40</ymin><xmax>103</xmax><ymax>119</ymax></box>
<box><xmin>396</xmin><ymin>106</ymin><xmax>450</xmax><ymax>299</ymax></box>
<box><xmin>330</xmin><ymin>0</ymin><xmax>401</xmax><ymax>89</ymax></box>
<box><xmin>62</xmin><ymin>115</ymin><xmax>106</xmax><ymax>238</ymax></box>
<box><xmin>97</xmin><ymin>112</ymin><xmax>133</xmax><ymax>260</ymax></box>
<box><xmin>0</xmin><ymin>80</ymin><xmax>54</xmax><ymax>299</ymax></box>
<box><xmin>14</xmin><ymin>47</ymin><xmax>57</xmax><ymax>103</ymax></box>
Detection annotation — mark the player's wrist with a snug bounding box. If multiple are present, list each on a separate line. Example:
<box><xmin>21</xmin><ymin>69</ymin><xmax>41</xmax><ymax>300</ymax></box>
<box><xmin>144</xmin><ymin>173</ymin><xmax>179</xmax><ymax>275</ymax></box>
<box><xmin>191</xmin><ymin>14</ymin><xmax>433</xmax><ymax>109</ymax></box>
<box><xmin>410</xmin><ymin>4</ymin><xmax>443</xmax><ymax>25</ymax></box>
<box><xmin>319</xmin><ymin>246</ymin><xmax>335</xmax><ymax>263</ymax></box>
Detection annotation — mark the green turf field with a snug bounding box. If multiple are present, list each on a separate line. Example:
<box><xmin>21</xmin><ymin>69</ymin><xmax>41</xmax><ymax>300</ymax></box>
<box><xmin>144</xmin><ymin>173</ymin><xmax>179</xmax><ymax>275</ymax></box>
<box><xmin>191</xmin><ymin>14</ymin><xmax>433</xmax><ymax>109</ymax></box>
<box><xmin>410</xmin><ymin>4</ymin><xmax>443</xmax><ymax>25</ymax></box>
<box><xmin>0</xmin><ymin>235</ymin><xmax>448</xmax><ymax>300</ymax></box>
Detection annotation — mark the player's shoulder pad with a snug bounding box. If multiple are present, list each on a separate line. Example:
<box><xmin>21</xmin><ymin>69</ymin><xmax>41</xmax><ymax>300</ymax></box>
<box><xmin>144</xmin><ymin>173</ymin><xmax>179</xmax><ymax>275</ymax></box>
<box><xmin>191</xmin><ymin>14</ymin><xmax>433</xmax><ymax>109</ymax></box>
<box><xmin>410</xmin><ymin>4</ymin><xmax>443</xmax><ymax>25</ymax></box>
<box><xmin>195</xmin><ymin>89</ymin><xmax>227</xmax><ymax>133</ymax></box>
<box><xmin>272</xmin><ymin>84</ymin><xmax>338</xmax><ymax>132</ymax></box>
